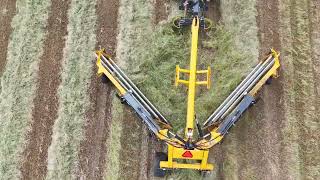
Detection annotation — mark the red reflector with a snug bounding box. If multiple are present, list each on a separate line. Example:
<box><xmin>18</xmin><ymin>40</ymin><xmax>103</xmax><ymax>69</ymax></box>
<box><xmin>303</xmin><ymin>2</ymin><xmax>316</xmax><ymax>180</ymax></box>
<box><xmin>182</xmin><ymin>151</ymin><xmax>193</xmax><ymax>158</ymax></box>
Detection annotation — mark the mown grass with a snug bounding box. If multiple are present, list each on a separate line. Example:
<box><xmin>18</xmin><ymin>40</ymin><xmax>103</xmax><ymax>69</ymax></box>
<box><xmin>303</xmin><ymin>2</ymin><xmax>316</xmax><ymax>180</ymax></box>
<box><xmin>104</xmin><ymin>97</ymin><xmax>123</xmax><ymax>180</ymax></box>
<box><xmin>0</xmin><ymin>0</ymin><xmax>50</xmax><ymax>179</ymax></box>
<box><xmin>278</xmin><ymin>0</ymin><xmax>319</xmax><ymax>179</ymax></box>
<box><xmin>109</xmin><ymin>0</ymin><xmax>154</xmax><ymax>179</ymax></box>
<box><xmin>46</xmin><ymin>0</ymin><xmax>97</xmax><ymax>179</ymax></box>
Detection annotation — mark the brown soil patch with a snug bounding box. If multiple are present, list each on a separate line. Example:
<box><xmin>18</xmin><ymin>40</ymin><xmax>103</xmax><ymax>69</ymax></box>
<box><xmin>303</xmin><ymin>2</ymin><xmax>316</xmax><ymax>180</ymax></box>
<box><xmin>78</xmin><ymin>0</ymin><xmax>119</xmax><ymax>179</ymax></box>
<box><xmin>154</xmin><ymin>0</ymin><xmax>169</xmax><ymax>24</ymax></box>
<box><xmin>0</xmin><ymin>0</ymin><xmax>16</xmax><ymax>76</ymax></box>
<box><xmin>20</xmin><ymin>0</ymin><xmax>71</xmax><ymax>179</ymax></box>
<box><xmin>206</xmin><ymin>0</ymin><xmax>221</xmax><ymax>23</ymax></box>
<box><xmin>236</xmin><ymin>0</ymin><xmax>284</xmax><ymax>179</ymax></box>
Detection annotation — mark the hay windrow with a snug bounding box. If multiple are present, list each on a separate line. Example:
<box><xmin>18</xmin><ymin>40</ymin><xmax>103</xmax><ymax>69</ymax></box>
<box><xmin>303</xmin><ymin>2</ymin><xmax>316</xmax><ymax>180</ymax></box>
<box><xmin>104</xmin><ymin>97</ymin><xmax>123</xmax><ymax>180</ymax></box>
<box><xmin>0</xmin><ymin>0</ymin><xmax>50</xmax><ymax>179</ymax></box>
<box><xmin>46</xmin><ymin>0</ymin><xmax>97</xmax><ymax>179</ymax></box>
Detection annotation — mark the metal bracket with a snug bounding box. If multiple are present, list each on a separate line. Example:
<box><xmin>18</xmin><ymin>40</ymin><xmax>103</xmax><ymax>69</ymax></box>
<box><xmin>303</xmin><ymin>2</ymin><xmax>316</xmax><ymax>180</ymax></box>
<box><xmin>175</xmin><ymin>65</ymin><xmax>211</xmax><ymax>89</ymax></box>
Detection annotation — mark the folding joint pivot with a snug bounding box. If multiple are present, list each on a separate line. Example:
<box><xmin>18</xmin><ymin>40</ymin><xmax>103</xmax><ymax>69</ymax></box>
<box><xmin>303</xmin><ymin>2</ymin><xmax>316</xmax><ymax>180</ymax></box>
<box><xmin>175</xmin><ymin>65</ymin><xmax>211</xmax><ymax>89</ymax></box>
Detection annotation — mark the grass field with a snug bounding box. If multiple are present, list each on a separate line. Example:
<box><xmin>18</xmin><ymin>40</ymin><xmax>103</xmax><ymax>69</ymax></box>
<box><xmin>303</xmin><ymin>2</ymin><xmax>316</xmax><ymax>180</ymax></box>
<box><xmin>0</xmin><ymin>0</ymin><xmax>319</xmax><ymax>179</ymax></box>
<box><xmin>46</xmin><ymin>0</ymin><xmax>97</xmax><ymax>179</ymax></box>
<box><xmin>0</xmin><ymin>0</ymin><xmax>50</xmax><ymax>178</ymax></box>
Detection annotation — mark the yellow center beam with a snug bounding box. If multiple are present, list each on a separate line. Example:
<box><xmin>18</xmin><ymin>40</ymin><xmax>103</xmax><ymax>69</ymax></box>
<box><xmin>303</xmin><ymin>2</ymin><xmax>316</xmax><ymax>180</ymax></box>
<box><xmin>185</xmin><ymin>17</ymin><xmax>200</xmax><ymax>138</ymax></box>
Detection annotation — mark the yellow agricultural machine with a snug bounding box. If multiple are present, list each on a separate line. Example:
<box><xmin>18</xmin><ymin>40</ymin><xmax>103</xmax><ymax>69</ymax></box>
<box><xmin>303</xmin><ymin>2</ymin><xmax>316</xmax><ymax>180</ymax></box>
<box><xmin>95</xmin><ymin>0</ymin><xmax>280</xmax><ymax>176</ymax></box>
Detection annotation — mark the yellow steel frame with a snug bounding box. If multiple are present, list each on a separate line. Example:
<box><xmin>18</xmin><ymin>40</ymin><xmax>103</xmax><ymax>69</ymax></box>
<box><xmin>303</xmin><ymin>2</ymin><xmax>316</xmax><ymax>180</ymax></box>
<box><xmin>249</xmin><ymin>49</ymin><xmax>280</xmax><ymax>96</ymax></box>
<box><xmin>161</xmin><ymin>17</ymin><xmax>213</xmax><ymax>171</ymax></box>
<box><xmin>160</xmin><ymin>144</ymin><xmax>213</xmax><ymax>170</ymax></box>
<box><xmin>195</xmin><ymin>49</ymin><xmax>281</xmax><ymax>150</ymax></box>
<box><xmin>95</xmin><ymin>16</ymin><xmax>281</xmax><ymax>172</ymax></box>
<box><xmin>95</xmin><ymin>49</ymin><xmax>126</xmax><ymax>95</ymax></box>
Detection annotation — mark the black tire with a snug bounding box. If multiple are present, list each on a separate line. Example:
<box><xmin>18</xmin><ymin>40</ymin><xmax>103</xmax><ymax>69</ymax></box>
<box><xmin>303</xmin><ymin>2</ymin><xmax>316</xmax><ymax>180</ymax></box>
<box><xmin>115</xmin><ymin>94</ymin><xmax>127</xmax><ymax>105</ymax></box>
<box><xmin>266</xmin><ymin>77</ymin><xmax>273</xmax><ymax>85</ymax></box>
<box><xmin>101</xmin><ymin>74</ymin><xmax>110</xmax><ymax>84</ymax></box>
<box><xmin>154</xmin><ymin>152</ymin><xmax>168</xmax><ymax>177</ymax></box>
<box><xmin>200</xmin><ymin>170</ymin><xmax>211</xmax><ymax>177</ymax></box>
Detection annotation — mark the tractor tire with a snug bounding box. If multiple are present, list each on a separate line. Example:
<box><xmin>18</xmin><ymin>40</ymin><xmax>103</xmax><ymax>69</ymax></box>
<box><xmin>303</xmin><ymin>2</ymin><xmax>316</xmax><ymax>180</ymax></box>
<box><xmin>154</xmin><ymin>152</ymin><xmax>168</xmax><ymax>177</ymax></box>
<box><xmin>101</xmin><ymin>74</ymin><xmax>110</xmax><ymax>84</ymax></box>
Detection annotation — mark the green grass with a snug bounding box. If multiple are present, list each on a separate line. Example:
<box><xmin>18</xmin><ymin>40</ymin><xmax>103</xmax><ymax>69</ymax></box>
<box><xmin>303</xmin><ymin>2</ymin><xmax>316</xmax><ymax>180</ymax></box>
<box><xmin>129</xmin><ymin>23</ymin><xmax>256</xmax><ymax>133</ymax></box>
<box><xmin>46</xmin><ymin>0</ymin><xmax>97</xmax><ymax>179</ymax></box>
<box><xmin>0</xmin><ymin>0</ymin><xmax>50</xmax><ymax>179</ymax></box>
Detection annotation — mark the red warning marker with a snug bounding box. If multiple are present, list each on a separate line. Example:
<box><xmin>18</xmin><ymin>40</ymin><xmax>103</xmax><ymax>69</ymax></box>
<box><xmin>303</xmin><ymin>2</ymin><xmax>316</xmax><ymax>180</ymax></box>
<box><xmin>182</xmin><ymin>151</ymin><xmax>193</xmax><ymax>158</ymax></box>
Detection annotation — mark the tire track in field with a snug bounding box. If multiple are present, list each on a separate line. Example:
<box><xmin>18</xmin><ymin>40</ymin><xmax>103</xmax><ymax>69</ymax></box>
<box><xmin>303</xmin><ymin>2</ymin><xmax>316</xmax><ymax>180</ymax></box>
<box><xmin>0</xmin><ymin>0</ymin><xmax>16</xmax><ymax>76</ymax></box>
<box><xmin>20</xmin><ymin>0</ymin><xmax>71</xmax><ymax>179</ymax></box>
<box><xmin>252</xmin><ymin>0</ymin><xmax>284</xmax><ymax>179</ymax></box>
<box><xmin>78</xmin><ymin>0</ymin><xmax>119</xmax><ymax>179</ymax></box>
<box><xmin>204</xmin><ymin>1</ymin><xmax>224</xmax><ymax>179</ymax></box>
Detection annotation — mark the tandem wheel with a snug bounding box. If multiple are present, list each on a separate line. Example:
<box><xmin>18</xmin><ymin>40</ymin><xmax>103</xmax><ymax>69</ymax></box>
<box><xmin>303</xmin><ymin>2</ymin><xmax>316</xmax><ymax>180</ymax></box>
<box><xmin>200</xmin><ymin>170</ymin><xmax>211</xmax><ymax>177</ymax></box>
<box><xmin>154</xmin><ymin>152</ymin><xmax>171</xmax><ymax>177</ymax></box>
<box><xmin>266</xmin><ymin>77</ymin><xmax>273</xmax><ymax>85</ymax></box>
<box><xmin>101</xmin><ymin>74</ymin><xmax>110</xmax><ymax>84</ymax></box>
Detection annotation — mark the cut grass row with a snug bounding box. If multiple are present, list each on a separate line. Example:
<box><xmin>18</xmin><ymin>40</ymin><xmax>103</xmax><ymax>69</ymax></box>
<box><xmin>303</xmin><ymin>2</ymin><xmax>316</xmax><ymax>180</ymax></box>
<box><xmin>278</xmin><ymin>0</ymin><xmax>319</xmax><ymax>179</ymax></box>
<box><xmin>109</xmin><ymin>0</ymin><xmax>154</xmax><ymax>179</ymax></box>
<box><xmin>104</xmin><ymin>97</ymin><xmax>123</xmax><ymax>180</ymax></box>
<box><xmin>0</xmin><ymin>0</ymin><xmax>50</xmax><ymax>179</ymax></box>
<box><xmin>46</xmin><ymin>0</ymin><xmax>97</xmax><ymax>179</ymax></box>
